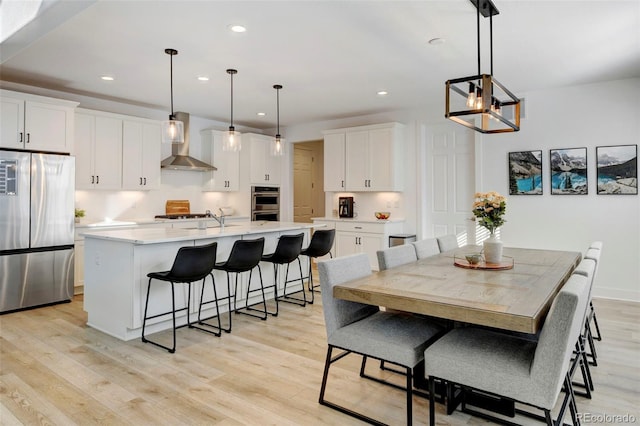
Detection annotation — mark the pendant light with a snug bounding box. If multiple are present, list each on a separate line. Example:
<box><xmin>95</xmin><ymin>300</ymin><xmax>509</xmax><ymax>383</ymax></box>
<box><xmin>161</xmin><ymin>48</ymin><xmax>184</xmax><ymax>143</ymax></box>
<box><xmin>445</xmin><ymin>0</ymin><xmax>520</xmax><ymax>134</ymax></box>
<box><xmin>223</xmin><ymin>69</ymin><xmax>241</xmax><ymax>151</ymax></box>
<box><xmin>271</xmin><ymin>84</ymin><xmax>284</xmax><ymax>156</ymax></box>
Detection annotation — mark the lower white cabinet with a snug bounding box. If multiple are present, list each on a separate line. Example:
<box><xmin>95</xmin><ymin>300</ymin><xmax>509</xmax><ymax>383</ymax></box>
<box><xmin>313</xmin><ymin>219</ymin><xmax>404</xmax><ymax>271</ymax></box>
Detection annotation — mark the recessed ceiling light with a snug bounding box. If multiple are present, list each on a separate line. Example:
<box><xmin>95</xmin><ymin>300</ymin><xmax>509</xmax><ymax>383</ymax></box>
<box><xmin>377</xmin><ymin>91</ymin><xmax>388</xmax><ymax>96</ymax></box>
<box><xmin>229</xmin><ymin>24</ymin><xmax>247</xmax><ymax>33</ymax></box>
<box><xmin>101</xmin><ymin>75</ymin><xmax>114</xmax><ymax>81</ymax></box>
<box><xmin>197</xmin><ymin>76</ymin><xmax>209</xmax><ymax>82</ymax></box>
<box><xmin>428</xmin><ymin>38</ymin><xmax>445</xmax><ymax>45</ymax></box>
<box><xmin>257</xmin><ymin>112</ymin><xmax>266</xmax><ymax>117</ymax></box>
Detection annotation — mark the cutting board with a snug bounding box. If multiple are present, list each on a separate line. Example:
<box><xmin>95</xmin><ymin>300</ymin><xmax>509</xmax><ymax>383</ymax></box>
<box><xmin>165</xmin><ymin>200</ymin><xmax>190</xmax><ymax>215</ymax></box>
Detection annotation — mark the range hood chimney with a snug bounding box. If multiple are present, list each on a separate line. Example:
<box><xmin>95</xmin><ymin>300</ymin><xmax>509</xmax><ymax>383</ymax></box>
<box><xmin>161</xmin><ymin>111</ymin><xmax>216</xmax><ymax>171</ymax></box>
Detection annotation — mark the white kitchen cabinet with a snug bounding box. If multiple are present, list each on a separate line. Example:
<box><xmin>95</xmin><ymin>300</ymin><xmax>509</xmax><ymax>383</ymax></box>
<box><xmin>244</xmin><ymin>133</ymin><xmax>281</xmax><ymax>185</ymax></box>
<box><xmin>320</xmin><ymin>219</ymin><xmax>405</xmax><ymax>271</ymax></box>
<box><xmin>75</xmin><ymin>111</ymin><xmax>123</xmax><ymax>190</ymax></box>
<box><xmin>0</xmin><ymin>90</ymin><xmax>78</xmax><ymax>152</ymax></box>
<box><xmin>201</xmin><ymin>129</ymin><xmax>240</xmax><ymax>191</ymax></box>
<box><xmin>122</xmin><ymin>119</ymin><xmax>161</xmax><ymax>190</ymax></box>
<box><xmin>322</xmin><ymin>132</ymin><xmax>346</xmax><ymax>191</ymax></box>
<box><xmin>323</xmin><ymin>122</ymin><xmax>404</xmax><ymax>192</ymax></box>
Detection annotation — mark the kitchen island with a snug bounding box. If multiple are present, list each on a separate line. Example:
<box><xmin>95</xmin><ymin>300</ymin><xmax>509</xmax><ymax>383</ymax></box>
<box><xmin>82</xmin><ymin>221</ymin><xmax>316</xmax><ymax>340</ymax></box>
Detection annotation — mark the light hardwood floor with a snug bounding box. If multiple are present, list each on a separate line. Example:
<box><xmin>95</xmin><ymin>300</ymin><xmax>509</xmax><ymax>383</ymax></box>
<box><xmin>1</xmin><ymin>289</ymin><xmax>639</xmax><ymax>425</ymax></box>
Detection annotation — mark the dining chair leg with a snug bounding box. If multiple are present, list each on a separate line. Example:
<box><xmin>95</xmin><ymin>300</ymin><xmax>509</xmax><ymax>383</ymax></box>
<box><xmin>428</xmin><ymin>376</ymin><xmax>436</xmax><ymax>426</ymax></box>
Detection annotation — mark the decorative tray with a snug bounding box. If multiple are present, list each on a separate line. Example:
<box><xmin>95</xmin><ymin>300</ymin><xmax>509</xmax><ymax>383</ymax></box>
<box><xmin>453</xmin><ymin>254</ymin><xmax>514</xmax><ymax>270</ymax></box>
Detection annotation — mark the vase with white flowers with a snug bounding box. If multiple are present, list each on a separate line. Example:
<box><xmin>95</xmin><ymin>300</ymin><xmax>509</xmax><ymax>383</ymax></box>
<box><xmin>472</xmin><ymin>191</ymin><xmax>507</xmax><ymax>263</ymax></box>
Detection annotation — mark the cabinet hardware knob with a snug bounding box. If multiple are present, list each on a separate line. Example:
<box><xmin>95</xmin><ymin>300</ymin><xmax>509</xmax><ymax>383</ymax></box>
<box><xmin>96</xmin><ymin>175</ymin><xmax>99</xmax><ymax>184</ymax></box>
<box><xmin>144</xmin><ymin>177</ymin><xmax>146</xmax><ymax>185</ymax></box>
<box><xmin>140</xmin><ymin>177</ymin><xmax>143</xmax><ymax>185</ymax></box>
<box><xmin>26</xmin><ymin>133</ymin><xmax>30</xmax><ymax>143</ymax></box>
<box><xmin>91</xmin><ymin>175</ymin><xmax>95</xmax><ymax>184</ymax></box>
<box><xmin>19</xmin><ymin>132</ymin><xmax>23</xmax><ymax>143</ymax></box>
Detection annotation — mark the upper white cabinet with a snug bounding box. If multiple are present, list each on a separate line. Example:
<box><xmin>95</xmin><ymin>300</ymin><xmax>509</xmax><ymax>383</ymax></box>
<box><xmin>75</xmin><ymin>111</ymin><xmax>122</xmax><ymax>190</ymax></box>
<box><xmin>244</xmin><ymin>133</ymin><xmax>281</xmax><ymax>185</ymax></box>
<box><xmin>323</xmin><ymin>132</ymin><xmax>346</xmax><ymax>191</ymax></box>
<box><xmin>323</xmin><ymin>122</ymin><xmax>404</xmax><ymax>192</ymax></box>
<box><xmin>122</xmin><ymin>119</ymin><xmax>161</xmax><ymax>190</ymax></box>
<box><xmin>201</xmin><ymin>129</ymin><xmax>240</xmax><ymax>191</ymax></box>
<box><xmin>0</xmin><ymin>90</ymin><xmax>78</xmax><ymax>153</ymax></box>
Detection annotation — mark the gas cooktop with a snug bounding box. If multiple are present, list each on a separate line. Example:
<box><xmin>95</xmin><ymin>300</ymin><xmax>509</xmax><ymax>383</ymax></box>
<box><xmin>154</xmin><ymin>214</ymin><xmax>209</xmax><ymax>220</ymax></box>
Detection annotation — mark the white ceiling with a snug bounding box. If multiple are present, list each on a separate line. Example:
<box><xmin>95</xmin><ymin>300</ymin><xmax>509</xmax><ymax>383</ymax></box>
<box><xmin>1</xmin><ymin>0</ymin><xmax>639</xmax><ymax>130</ymax></box>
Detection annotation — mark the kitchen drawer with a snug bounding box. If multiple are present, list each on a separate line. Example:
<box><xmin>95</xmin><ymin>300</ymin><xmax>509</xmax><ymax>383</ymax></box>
<box><xmin>336</xmin><ymin>221</ymin><xmax>387</xmax><ymax>234</ymax></box>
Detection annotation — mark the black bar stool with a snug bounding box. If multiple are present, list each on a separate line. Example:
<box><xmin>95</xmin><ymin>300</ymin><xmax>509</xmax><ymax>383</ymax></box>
<box><xmin>212</xmin><ymin>237</ymin><xmax>267</xmax><ymax>328</ymax></box>
<box><xmin>300</xmin><ymin>229</ymin><xmax>335</xmax><ymax>304</ymax></box>
<box><xmin>262</xmin><ymin>233</ymin><xmax>306</xmax><ymax>310</ymax></box>
<box><xmin>141</xmin><ymin>242</ymin><xmax>218</xmax><ymax>353</ymax></box>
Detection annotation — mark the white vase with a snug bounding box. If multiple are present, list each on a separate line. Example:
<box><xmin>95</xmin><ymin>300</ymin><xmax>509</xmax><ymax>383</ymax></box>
<box><xmin>483</xmin><ymin>235</ymin><xmax>503</xmax><ymax>264</ymax></box>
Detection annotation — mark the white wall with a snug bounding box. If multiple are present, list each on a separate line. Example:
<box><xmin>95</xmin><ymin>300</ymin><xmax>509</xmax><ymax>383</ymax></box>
<box><xmin>478</xmin><ymin>78</ymin><xmax>639</xmax><ymax>301</ymax></box>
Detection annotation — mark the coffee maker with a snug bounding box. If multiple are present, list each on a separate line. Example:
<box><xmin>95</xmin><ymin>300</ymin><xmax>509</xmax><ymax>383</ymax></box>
<box><xmin>338</xmin><ymin>197</ymin><xmax>354</xmax><ymax>218</ymax></box>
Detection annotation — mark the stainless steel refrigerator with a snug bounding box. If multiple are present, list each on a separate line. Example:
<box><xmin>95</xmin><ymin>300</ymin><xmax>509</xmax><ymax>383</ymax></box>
<box><xmin>0</xmin><ymin>149</ymin><xmax>75</xmax><ymax>313</ymax></box>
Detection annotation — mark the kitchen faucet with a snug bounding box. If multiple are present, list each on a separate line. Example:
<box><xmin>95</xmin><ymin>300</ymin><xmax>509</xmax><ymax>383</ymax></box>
<box><xmin>205</xmin><ymin>209</ymin><xmax>225</xmax><ymax>229</ymax></box>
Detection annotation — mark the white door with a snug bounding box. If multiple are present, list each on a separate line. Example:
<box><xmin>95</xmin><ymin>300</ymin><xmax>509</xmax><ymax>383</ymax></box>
<box><xmin>425</xmin><ymin>122</ymin><xmax>475</xmax><ymax>245</ymax></box>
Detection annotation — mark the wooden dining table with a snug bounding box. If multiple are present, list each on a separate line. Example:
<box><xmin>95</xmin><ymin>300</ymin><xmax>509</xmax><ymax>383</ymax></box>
<box><xmin>333</xmin><ymin>246</ymin><xmax>582</xmax><ymax>334</ymax></box>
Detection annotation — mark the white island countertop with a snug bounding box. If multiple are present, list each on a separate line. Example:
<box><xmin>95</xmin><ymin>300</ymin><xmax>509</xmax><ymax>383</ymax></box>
<box><xmin>81</xmin><ymin>221</ymin><xmax>318</xmax><ymax>245</ymax></box>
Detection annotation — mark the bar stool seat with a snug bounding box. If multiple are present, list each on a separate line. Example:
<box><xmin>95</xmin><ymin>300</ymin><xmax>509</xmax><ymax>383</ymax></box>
<box><xmin>212</xmin><ymin>237</ymin><xmax>267</xmax><ymax>329</ymax></box>
<box><xmin>141</xmin><ymin>242</ymin><xmax>218</xmax><ymax>353</ymax></box>
<box><xmin>300</xmin><ymin>229</ymin><xmax>335</xmax><ymax>304</ymax></box>
<box><xmin>262</xmin><ymin>233</ymin><xmax>306</xmax><ymax>310</ymax></box>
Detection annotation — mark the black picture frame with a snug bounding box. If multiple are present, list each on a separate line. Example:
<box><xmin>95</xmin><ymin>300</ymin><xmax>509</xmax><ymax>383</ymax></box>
<box><xmin>596</xmin><ymin>144</ymin><xmax>638</xmax><ymax>195</ymax></box>
<box><xmin>550</xmin><ymin>147</ymin><xmax>588</xmax><ymax>195</ymax></box>
<box><xmin>508</xmin><ymin>150</ymin><xmax>543</xmax><ymax>195</ymax></box>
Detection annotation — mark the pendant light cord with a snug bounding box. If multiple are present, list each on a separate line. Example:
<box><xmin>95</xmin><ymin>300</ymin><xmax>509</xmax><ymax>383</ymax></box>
<box><xmin>170</xmin><ymin>54</ymin><xmax>174</xmax><ymax>116</ymax></box>
<box><xmin>276</xmin><ymin>87</ymin><xmax>280</xmax><ymax>136</ymax></box>
<box><xmin>230</xmin><ymin>72</ymin><xmax>234</xmax><ymax>128</ymax></box>
<box><xmin>476</xmin><ymin>4</ymin><xmax>481</xmax><ymax>77</ymax></box>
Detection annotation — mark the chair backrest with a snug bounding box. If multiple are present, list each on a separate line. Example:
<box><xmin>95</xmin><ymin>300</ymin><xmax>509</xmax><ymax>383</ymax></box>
<box><xmin>583</xmin><ymin>247</ymin><xmax>601</xmax><ymax>279</ymax></box>
<box><xmin>436</xmin><ymin>234</ymin><xmax>459</xmax><ymax>252</ymax></box>
<box><xmin>225</xmin><ymin>237</ymin><xmax>265</xmax><ymax>272</ymax></box>
<box><xmin>271</xmin><ymin>233</ymin><xmax>304</xmax><ymax>263</ymax></box>
<box><xmin>317</xmin><ymin>253</ymin><xmax>378</xmax><ymax>338</ymax></box>
<box><xmin>377</xmin><ymin>244</ymin><xmax>417</xmax><ymax>270</ymax></box>
<box><xmin>304</xmin><ymin>229</ymin><xmax>335</xmax><ymax>257</ymax></box>
<box><xmin>589</xmin><ymin>241</ymin><xmax>603</xmax><ymax>250</ymax></box>
<box><xmin>170</xmin><ymin>242</ymin><xmax>217</xmax><ymax>281</ymax></box>
<box><xmin>529</xmin><ymin>273</ymin><xmax>590</xmax><ymax>409</ymax></box>
<box><xmin>412</xmin><ymin>238</ymin><xmax>440</xmax><ymax>259</ymax></box>
<box><xmin>571</xmin><ymin>258</ymin><xmax>596</xmax><ymax>321</ymax></box>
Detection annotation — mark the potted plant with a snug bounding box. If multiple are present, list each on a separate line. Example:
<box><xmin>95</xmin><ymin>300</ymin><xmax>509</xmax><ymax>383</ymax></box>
<box><xmin>75</xmin><ymin>208</ymin><xmax>85</xmax><ymax>224</ymax></box>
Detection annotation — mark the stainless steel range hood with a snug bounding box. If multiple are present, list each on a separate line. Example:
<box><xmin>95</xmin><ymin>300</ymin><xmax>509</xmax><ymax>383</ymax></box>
<box><xmin>161</xmin><ymin>111</ymin><xmax>216</xmax><ymax>171</ymax></box>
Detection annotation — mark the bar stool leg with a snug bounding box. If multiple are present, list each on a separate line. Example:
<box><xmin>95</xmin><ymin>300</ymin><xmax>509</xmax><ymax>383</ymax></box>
<box><xmin>278</xmin><ymin>258</ymin><xmax>307</xmax><ymax>306</ymax></box>
<box><xmin>238</xmin><ymin>266</ymin><xmax>271</xmax><ymax>319</ymax></box>
<box><xmin>194</xmin><ymin>274</ymin><xmax>225</xmax><ymax>336</ymax></box>
<box><xmin>141</xmin><ymin>278</ymin><xmax>178</xmax><ymax>353</ymax></box>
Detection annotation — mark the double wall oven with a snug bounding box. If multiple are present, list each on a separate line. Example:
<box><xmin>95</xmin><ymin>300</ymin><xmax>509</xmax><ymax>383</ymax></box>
<box><xmin>251</xmin><ymin>186</ymin><xmax>280</xmax><ymax>221</ymax></box>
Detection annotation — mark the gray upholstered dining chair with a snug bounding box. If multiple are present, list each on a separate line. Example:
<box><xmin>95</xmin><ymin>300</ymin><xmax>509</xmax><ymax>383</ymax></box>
<box><xmin>376</xmin><ymin>244</ymin><xmax>417</xmax><ymax>270</ymax></box>
<box><xmin>584</xmin><ymin>245</ymin><xmax>603</xmax><ymax>341</ymax></box>
<box><xmin>424</xmin><ymin>273</ymin><xmax>590</xmax><ymax>426</ymax></box>
<box><xmin>570</xmin><ymin>258</ymin><xmax>597</xmax><ymax>398</ymax></box>
<box><xmin>589</xmin><ymin>241</ymin><xmax>603</xmax><ymax>250</ymax></box>
<box><xmin>317</xmin><ymin>253</ymin><xmax>444</xmax><ymax>425</ymax></box>
<box><xmin>411</xmin><ymin>238</ymin><xmax>440</xmax><ymax>259</ymax></box>
<box><xmin>436</xmin><ymin>234</ymin><xmax>459</xmax><ymax>252</ymax></box>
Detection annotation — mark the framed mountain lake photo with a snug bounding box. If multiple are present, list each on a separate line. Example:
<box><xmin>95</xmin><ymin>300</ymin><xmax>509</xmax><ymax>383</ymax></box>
<box><xmin>508</xmin><ymin>150</ymin><xmax>543</xmax><ymax>195</ymax></box>
<box><xmin>596</xmin><ymin>145</ymin><xmax>637</xmax><ymax>195</ymax></box>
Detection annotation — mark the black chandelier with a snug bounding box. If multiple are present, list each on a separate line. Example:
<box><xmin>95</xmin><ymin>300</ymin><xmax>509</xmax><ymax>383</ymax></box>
<box><xmin>445</xmin><ymin>0</ymin><xmax>521</xmax><ymax>134</ymax></box>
